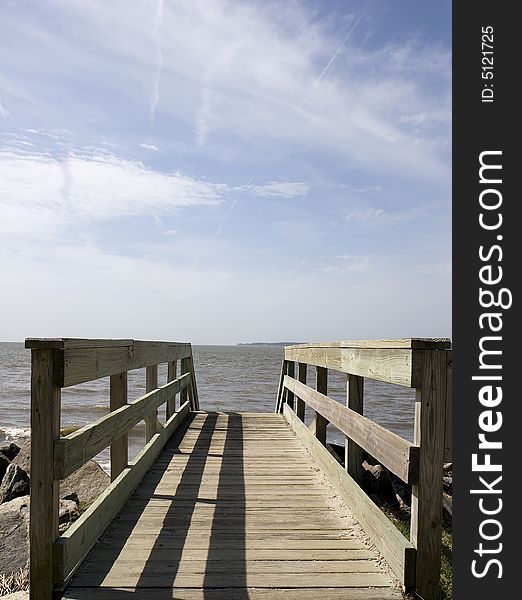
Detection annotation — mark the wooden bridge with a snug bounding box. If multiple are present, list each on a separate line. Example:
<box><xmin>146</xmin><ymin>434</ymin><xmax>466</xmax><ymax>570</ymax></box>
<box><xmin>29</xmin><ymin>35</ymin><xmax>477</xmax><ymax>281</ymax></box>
<box><xmin>26</xmin><ymin>337</ymin><xmax>451</xmax><ymax>600</ymax></box>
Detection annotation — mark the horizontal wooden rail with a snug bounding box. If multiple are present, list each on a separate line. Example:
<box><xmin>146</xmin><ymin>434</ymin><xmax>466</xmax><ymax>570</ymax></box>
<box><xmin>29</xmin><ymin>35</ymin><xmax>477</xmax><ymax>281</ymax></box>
<box><xmin>284</xmin><ymin>404</ymin><xmax>416</xmax><ymax>586</ymax></box>
<box><xmin>284</xmin><ymin>346</ymin><xmax>420</xmax><ymax>387</ymax></box>
<box><xmin>277</xmin><ymin>338</ymin><xmax>451</xmax><ymax>600</ymax></box>
<box><xmin>27</xmin><ymin>337</ymin><xmax>199</xmax><ymax>600</ymax></box>
<box><xmin>26</xmin><ymin>338</ymin><xmax>193</xmax><ymax>387</ymax></box>
<box><xmin>54</xmin><ymin>373</ymin><xmax>191</xmax><ymax>479</ymax></box>
<box><xmin>53</xmin><ymin>401</ymin><xmax>191</xmax><ymax>585</ymax></box>
<box><xmin>283</xmin><ymin>375</ymin><xmax>419</xmax><ymax>484</ymax></box>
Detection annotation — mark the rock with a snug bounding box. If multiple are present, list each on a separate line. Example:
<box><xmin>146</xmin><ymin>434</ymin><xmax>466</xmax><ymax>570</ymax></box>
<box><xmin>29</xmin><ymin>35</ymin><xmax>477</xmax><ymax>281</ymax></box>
<box><xmin>0</xmin><ymin>443</ymin><xmax>21</xmax><ymax>462</ymax></box>
<box><xmin>0</xmin><ymin>496</ymin><xmax>30</xmax><ymax>575</ymax></box>
<box><xmin>10</xmin><ymin>440</ymin><xmax>30</xmax><ymax>474</ymax></box>
<box><xmin>59</xmin><ymin>499</ymin><xmax>80</xmax><ymax>533</ymax></box>
<box><xmin>12</xmin><ymin>439</ymin><xmax>110</xmax><ymax>507</ymax></box>
<box><xmin>390</xmin><ymin>474</ymin><xmax>412</xmax><ymax>512</ymax></box>
<box><xmin>61</xmin><ymin>459</ymin><xmax>110</xmax><ymax>506</ymax></box>
<box><xmin>362</xmin><ymin>460</ymin><xmax>398</xmax><ymax>508</ymax></box>
<box><xmin>0</xmin><ymin>465</ymin><xmax>30</xmax><ymax>504</ymax></box>
<box><xmin>0</xmin><ymin>452</ymin><xmax>10</xmax><ymax>482</ymax></box>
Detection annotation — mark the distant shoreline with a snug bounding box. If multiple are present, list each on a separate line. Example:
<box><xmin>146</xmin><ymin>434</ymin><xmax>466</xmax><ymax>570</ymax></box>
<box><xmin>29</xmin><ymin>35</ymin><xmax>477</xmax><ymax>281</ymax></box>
<box><xmin>237</xmin><ymin>342</ymin><xmax>305</xmax><ymax>346</ymax></box>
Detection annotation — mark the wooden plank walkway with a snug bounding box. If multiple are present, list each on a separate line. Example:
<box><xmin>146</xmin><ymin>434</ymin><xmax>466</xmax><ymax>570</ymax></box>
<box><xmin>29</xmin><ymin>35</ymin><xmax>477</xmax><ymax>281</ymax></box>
<box><xmin>63</xmin><ymin>412</ymin><xmax>403</xmax><ymax>599</ymax></box>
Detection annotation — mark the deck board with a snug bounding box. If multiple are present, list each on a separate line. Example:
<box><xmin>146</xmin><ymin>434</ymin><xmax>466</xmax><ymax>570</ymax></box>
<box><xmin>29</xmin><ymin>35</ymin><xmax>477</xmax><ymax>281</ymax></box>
<box><xmin>64</xmin><ymin>412</ymin><xmax>403</xmax><ymax>599</ymax></box>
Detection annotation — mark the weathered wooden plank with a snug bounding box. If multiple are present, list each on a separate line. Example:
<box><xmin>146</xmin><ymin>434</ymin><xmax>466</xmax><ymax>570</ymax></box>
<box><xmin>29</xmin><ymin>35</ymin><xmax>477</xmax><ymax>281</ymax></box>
<box><xmin>284</xmin><ymin>347</ymin><xmax>419</xmax><ymax>387</ymax></box>
<box><xmin>145</xmin><ymin>365</ymin><xmax>159</xmax><ymax>442</ymax></box>
<box><xmin>315</xmin><ymin>366</ymin><xmax>328</xmax><ymax>445</ymax></box>
<box><xmin>410</xmin><ymin>350</ymin><xmax>448</xmax><ymax>600</ymax></box>
<box><xmin>346</xmin><ymin>374</ymin><xmax>364</xmax><ymax>484</ymax></box>
<box><xmin>55</xmin><ymin>343</ymin><xmax>192</xmax><ymax>387</ymax></box>
<box><xmin>54</xmin><ymin>374</ymin><xmax>190</xmax><ymax>479</ymax></box>
<box><xmin>89</xmin><ymin>547</ymin><xmax>374</xmax><ymax>561</ymax></box>
<box><xmin>444</xmin><ymin>351</ymin><xmax>453</xmax><ymax>462</ymax></box>
<box><xmin>296</xmin><ymin>363</ymin><xmax>307</xmax><ymax>421</ymax></box>
<box><xmin>53</xmin><ymin>402</ymin><xmax>191</xmax><ymax>585</ymax></box>
<box><xmin>284</xmin><ymin>404</ymin><xmax>416</xmax><ymax>588</ymax></box>
<box><xmin>180</xmin><ymin>357</ymin><xmax>190</xmax><ymax>407</ymax></box>
<box><xmin>71</xmin><ymin>571</ymin><xmax>393</xmax><ymax>588</ymax></box>
<box><xmin>80</xmin><ymin>559</ymin><xmax>381</xmax><ymax>574</ymax></box>
<box><xmin>284</xmin><ymin>376</ymin><xmax>418</xmax><ymax>484</ymax></box>
<box><xmin>25</xmin><ymin>338</ymin><xmax>133</xmax><ymax>350</ymax></box>
<box><xmin>109</xmin><ymin>372</ymin><xmax>128</xmax><ymax>481</ymax></box>
<box><xmin>64</xmin><ymin>588</ymin><xmax>403</xmax><ymax>600</ymax></box>
<box><xmin>29</xmin><ymin>349</ymin><xmax>61</xmax><ymax>600</ymax></box>
<box><xmin>275</xmin><ymin>358</ymin><xmax>287</xmax><ymax>413</ymax></box>
<box><xmin>188</xmin><ymin>356</ymin><xmax>200</xmax><ymax>410</ymax></box>
<box><xmin>167</xmin><ymin>360</ymin><xmax>177</xmax><ymax>419</ymax></box>
<box><xmin>288</xmin><ymin>338</ymin><xmax>451</xmax><ymax>350</ymax></box>
<box><xmin>93</xmin><ymin>537</ymin><xmax>370</xmax><ymax>550</ymax></box>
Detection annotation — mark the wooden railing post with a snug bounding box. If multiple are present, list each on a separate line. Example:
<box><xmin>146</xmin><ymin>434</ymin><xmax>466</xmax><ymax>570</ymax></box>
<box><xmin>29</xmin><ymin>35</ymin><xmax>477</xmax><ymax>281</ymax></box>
<box><xmin>167</xmin><ymin>360</ymin><xmax>177</xmax><ymax>419</ymax></box>
<box><xmin>286</xmin><ymin>361</ymin><xmax>295</xmax><ymax>409</ymax></box>
<box><xmin>180</xmin><ymin>357</ymin><xmax>189</xmax><ymax>407</ymax></box>
<box><xmin>145</xmin><ymin>365</ymin><xmax>159</xmax><ymax>442</ymax></box>
<box><xmin>110</xmin><ymin>372</ymin><xmax>128</xmax><ymax>481</ymax></box>
<box><xmin>188</xmin><ymin>355</ymin><xmax>200</xmax><ymax>410</ymax></box>
<box><xmin>29</xmin><ymin>349</ymin><xmax>61</xmax><ymax>600</ymax></box>
<box><xmin>346</xmin><ymin>374</ymin><xmax>364</xmax><ymax>484</ymax></box>
<box><xmin>315</xmin><ymin>366</ymin><xmax>328</xmax><ymax>445</ymax></box>
<box><xmin>410</xmin><ymin>349</ymin><xmax>448</xmax><ymax>600</ymax></box>
<box><xmin>296</xmin><ymin>363</ymin><xmax>307</xmax><ymax>421</ymax></box>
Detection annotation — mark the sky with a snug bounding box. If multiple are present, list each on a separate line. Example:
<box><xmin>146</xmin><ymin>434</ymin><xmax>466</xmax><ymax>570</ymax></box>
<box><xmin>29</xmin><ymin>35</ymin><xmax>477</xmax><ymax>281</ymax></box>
<box><xmin>0</xmin><ymin>0</ymin><xmax>451</xmax><ymax>344</ymax></box>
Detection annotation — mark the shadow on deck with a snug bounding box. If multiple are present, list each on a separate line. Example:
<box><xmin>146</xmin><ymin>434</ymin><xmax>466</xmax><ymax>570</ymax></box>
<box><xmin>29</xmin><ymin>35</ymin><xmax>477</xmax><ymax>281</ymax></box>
<box><xmin>63</xmin><ymin>412</ymin><xmax>401</xmax><ymax>599</ymax></box>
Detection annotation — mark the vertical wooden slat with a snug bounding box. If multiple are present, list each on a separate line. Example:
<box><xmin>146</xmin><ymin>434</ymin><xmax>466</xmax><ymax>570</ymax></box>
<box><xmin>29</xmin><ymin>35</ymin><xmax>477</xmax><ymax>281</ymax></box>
<box><xmin>286</xmin><ymin>361</ymin><xmax>295</xmax><ymax>409</ymax></box>
<box><xmin>188</xmin><ymin>355</ymin><xmax>200</xmax><ymax>410</ymax></box>
<box><xmin>315</xmin><ymin>366</ymin><xmax>328</xmax><ymax>446</ymax></box>
<box><xmin>145</xmin><ymin>365</ymin><xmax>159</xmax><ymax>442</ymax></box>
<box><xmin>110</xmin><ymin>372</ymin><xmax>128</xmax><ymax>481</ymax></box>
<box><xmin>444</xmin><ymin>351</ymin><xmax>453</xmax><ymax>462</ymax></box>
<box><xmin>166</xmin><ymin>360</ymin><xmax>177</xmax><ymax>419</ymax></box>
<box><xmin>410</xmin><ymin>349</ymin><xmax>447</xmax><ymax>600</ymax></box>
<box><xmin>296</xmin><ymin>362</ymin><xmax>307</xmax><ymax>421</ymax></box>
<box><xmin>180</xmin><ymin>357</ymin><xmax>189</xmax><ymax>408</ymax></box>
<box><xmin>346</xmin><ymin>374</ymin><xmax>365</xmax><ymax>484</ymax></box>
<box><xmin>30</xmin><ymin>349</ymin><xmax>61</xmax><ymax>600</ymax></box>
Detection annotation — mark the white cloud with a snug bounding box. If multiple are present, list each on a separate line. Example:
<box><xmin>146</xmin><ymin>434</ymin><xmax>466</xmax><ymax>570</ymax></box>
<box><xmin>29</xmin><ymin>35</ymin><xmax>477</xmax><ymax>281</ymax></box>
<box><xmin>0</xmin><ymin>148</ymin><xmax>224</xmax><ymax>237</ymax></box>
<box><xmin>0</xmin><ymin>1</ymin><xmax>450</xmax><ymax>181</ymax></box>
<box><xmin>240</xmin><ymin>181</ymin><xmax>309</xmax><ymax>198</ymax></box>
<box><xmin>139</xmin><ymin>143</ymin><xmax>159</xmax><ymax>151</ymax></box>
<box><xmin>345</xmin><ymin>206</ymin><xmax>427</xmax><ymax>226</ymax></box>
<box><xmin>0</xmin><ymin>98</ymin><xmax>11</xmax><ymax>119</ymax></box>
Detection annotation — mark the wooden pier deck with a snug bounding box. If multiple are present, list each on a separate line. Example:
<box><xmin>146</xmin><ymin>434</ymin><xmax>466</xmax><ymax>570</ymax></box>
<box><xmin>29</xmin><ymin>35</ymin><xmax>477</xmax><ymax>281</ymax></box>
<box><xmin>26</xmin><ymin>338</ymin><xmax>451</xmax><ymax>600</ymax></box>
<box><xmin>63</xmin><ymin>412</ymin><xmax>402</xmax><ymax>599</ymax></box>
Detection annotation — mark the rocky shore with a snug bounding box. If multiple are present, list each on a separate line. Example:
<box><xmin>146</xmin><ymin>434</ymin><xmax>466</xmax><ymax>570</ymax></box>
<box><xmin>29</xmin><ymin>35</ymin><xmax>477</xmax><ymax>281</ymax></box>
<box><xmin>327</xmin><ymin>443</ymin><xmax>453</xmax><ymax>523</ymax></box>
<box><xmin>0</xmin><ymin>439</ymin><xmax>110</xmax><ymax>592</ymax></box>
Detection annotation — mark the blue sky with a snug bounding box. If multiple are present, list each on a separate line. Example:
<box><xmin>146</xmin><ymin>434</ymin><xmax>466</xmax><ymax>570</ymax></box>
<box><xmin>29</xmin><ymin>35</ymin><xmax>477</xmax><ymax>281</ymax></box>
<box><xmin>0</xmin><ymin>0</ymin><xmax>451</xmax><ymax>344</ymax></box>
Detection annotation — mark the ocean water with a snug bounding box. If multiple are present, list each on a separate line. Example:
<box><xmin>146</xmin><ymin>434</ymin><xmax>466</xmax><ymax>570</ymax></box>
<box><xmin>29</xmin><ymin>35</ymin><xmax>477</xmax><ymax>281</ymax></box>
<box><xmin>0</xmin><ymin>342</ymin><xmax>416</xmax><ymax>472</ymax></box>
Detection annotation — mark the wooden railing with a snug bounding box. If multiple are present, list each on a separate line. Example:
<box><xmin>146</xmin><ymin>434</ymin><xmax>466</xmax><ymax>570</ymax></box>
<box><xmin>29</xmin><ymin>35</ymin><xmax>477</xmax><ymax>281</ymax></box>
<box><xmin>26</xmin><ymin>338</ymin><xmax>199</xmax><ymax>600</ymax></box>
<box><xmin>275</xmin><ymin>338</ymin><xmax>452</xmax><ymax>600</ymax></box>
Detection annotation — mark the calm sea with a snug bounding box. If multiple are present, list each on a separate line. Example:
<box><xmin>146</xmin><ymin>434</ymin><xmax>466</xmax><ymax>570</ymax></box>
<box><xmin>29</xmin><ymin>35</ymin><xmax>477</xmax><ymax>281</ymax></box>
<box><xmin>0</xmin><ymin>342</ymin><xmax>416</xmax><ymax>472</ymax></box>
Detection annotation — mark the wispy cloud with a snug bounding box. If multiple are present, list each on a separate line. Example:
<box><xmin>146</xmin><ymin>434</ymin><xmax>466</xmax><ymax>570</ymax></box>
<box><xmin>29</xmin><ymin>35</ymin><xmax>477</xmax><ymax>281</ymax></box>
<box><xmin>239</xmin><ymin>181</ymin><xmax>309</xmax><ymax>198</ymax></box>
<box><xmin>345</xmin><ymin>206</ymin><xmax>428</xmax><ymax>226</ymax></box>
<box><xmin>139</xmin><ymin>143</ymin><xmax>160</xmax><ymax>151</ymax></box>
<box><xmin>0</xmin><ymin>148</ymin><xmax>224</xmax><ymax>237</ymax></box>
<box><xmin>0</xmin><ymin>97</ymin><xmax>10</xmax><ymax>119</ymax></box>
<box><xmin>149</xmin><ymin>0</ymin><xmax>164</xmax><ymax>129</ymax></box>
<box><xmin>319</xmin><ymin>254</ymin><xmax>375</xmax><ymax>274</ymax></box>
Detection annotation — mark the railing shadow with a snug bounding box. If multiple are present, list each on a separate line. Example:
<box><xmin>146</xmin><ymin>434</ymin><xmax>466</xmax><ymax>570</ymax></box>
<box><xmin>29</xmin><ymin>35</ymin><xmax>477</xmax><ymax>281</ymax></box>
<box><xmin>203</xmin><ymin>411</ymin><xmax>247</xmax><ymax>598</ymax></box>
<box><xmin>64</xmin><ymin>411</ymin><xmax>249</xmax><ymax>598</ymax></box>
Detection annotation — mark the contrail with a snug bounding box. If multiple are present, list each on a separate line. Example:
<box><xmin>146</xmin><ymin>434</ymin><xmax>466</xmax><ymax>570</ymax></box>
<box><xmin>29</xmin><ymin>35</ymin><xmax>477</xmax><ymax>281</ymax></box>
<box><xmin>192</xmin><ymin>13</ymin><xmax>364</xmax><ymax>267</ymax></box>
<box><xmin>288</xmin><ymin>12</ymin><xmax>364</xmax><ymax>124</ymax></box>
<box><xmin>0</xmin><ymin>97</ymin><xmax>11</xmax><ymax>119</ymax></box>
<box><xmin>149</xmin><ymin>0</ymin><xmax>164</xmax><ymax>128</ymax></box>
